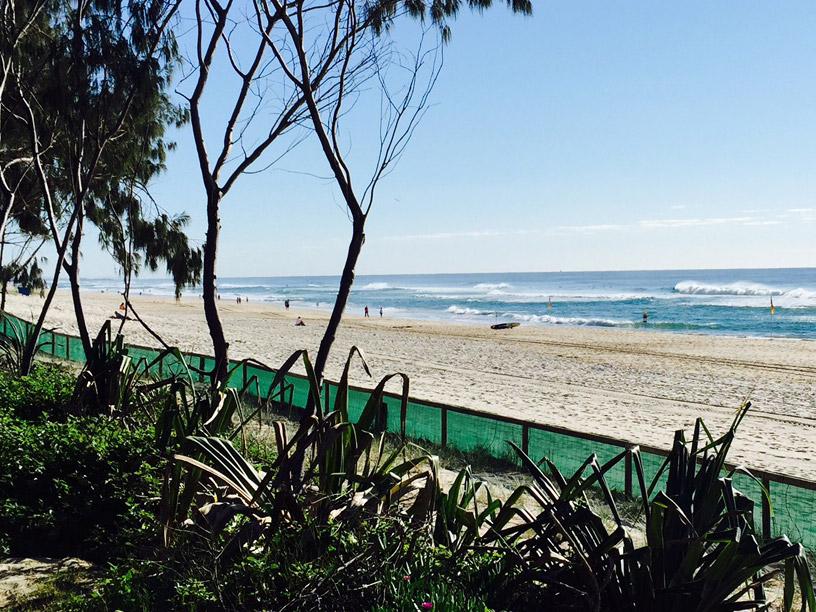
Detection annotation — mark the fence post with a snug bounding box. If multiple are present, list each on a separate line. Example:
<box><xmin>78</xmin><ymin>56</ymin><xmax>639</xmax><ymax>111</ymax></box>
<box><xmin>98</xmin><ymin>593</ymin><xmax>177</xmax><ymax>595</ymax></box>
<box><xmin>198</xmin><ymin>355</ymin><xmax>205</xmax><ymax>383</ymax></box>
<box><xmin>324</xmin><ymin>383</ymin><xmax>330</xmax><ymax>414</ymax></box>
<box><xmin>440</xmin><ymin>407</ymin><xmax>448</xmax><ymax>448</ymax></box>
<box><xmin>762</xmin><ymin>477</ymin><xmax>772</xmax><ymax>540</ymax></box>
<box><xmin>65</xmin><ymin>336</ymin><xmax>71</xmax><ymax>360</ymax></box>
<box><xmin>624</xmin><ymin>448</ymin><xmax>633</xmax><ymax>499</ymax></box>
<box><xmin>51</xmin><ymin>332</ymin><xmax>56</xmax><ymax>355</ymax></box>
<box><xmin>522</xmin><ymin>424</ymin><xmax>529</xmax><ymax>456</ymax></box>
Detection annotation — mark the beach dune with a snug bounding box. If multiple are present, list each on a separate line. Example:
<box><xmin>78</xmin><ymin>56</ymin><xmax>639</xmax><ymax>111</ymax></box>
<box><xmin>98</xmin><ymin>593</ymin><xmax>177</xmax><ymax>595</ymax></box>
<box><xmin>7</xmin><ymin>290</ymin><xmax>815</xmax><ymax>480</ymax></box>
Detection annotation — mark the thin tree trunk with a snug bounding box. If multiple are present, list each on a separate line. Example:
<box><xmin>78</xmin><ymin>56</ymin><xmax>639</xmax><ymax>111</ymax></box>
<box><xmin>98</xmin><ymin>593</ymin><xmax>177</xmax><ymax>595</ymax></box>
<box><xmin>313</xmin><ymin>219</ymin><xmax>365</xmax><ymax>384</ymax></box>
<box><xmin>0</xmin><ymin>198</ymin><xmax>12</xmax><ymax>312</ymax></box>
<box><xmin>21</xmin><ymin>212</ymin><xmax>78</xmax><ymax>374</ymax></box>
<box><xmin>64</xmin><ymin>208</ymin><xmax>92</xmax><ymax>357</ymax></box>
<box><xmin>0</xmin><ymin>232</ymin><xmax>6</xmax><ymax>313</ymax></box>
<box><xmin>65</xmin><ymin>262</ymin><xmax>91</xmax><ymax>354</ymax></box>
<box><xmin>202</xmin><ymin>190</ymin><xmax>228</xmax><ymax>386</ymax></box>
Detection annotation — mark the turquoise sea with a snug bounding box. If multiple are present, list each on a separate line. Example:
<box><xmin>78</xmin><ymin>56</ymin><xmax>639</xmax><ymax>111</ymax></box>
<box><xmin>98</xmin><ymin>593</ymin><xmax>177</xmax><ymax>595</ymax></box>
<box><xmin>84</xmin><ymin>268</ymin><xmax>816</xmax><ymax>339</ymax></box>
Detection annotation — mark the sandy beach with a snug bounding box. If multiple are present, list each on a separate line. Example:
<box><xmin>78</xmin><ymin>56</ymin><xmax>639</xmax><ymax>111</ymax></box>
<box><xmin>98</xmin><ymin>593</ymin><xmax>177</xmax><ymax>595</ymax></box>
<box><xmin>7</xmin><ymin>290</ymin><xmax>815</xmax><ymax>480</ymax></box>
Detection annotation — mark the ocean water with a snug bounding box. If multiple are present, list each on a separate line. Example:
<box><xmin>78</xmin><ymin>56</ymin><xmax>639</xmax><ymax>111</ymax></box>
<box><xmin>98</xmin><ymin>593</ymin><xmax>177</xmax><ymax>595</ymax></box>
<box><xmin>83</xmin><ymin>268</ymin><xmax>816</xmax><ymax>339</ymax></box>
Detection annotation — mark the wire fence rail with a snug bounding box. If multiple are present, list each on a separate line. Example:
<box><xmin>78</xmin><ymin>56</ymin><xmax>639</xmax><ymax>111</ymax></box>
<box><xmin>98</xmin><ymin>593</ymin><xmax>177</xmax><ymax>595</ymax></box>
<box><xmin>3</xmin><ymin>312</ymin><xmax>814</xmax><ymax>548</ymax></box>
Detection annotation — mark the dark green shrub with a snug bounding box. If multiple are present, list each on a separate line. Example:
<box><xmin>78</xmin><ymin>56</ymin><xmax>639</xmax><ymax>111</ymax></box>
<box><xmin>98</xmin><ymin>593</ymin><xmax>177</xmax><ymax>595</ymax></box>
<box><xmin>0</xmin><ymin>363</ymin><xmax>75</xmax><ymax>420</ymax></box>
<box><xmin>83</xmin><ymin>517</ymin><xmax>494</xmax><ymax>611</ymax></box>
<box><xmin>0</xmin><ymin>411</ymin><xmax>161</xmax><ymax>559</ymax></box>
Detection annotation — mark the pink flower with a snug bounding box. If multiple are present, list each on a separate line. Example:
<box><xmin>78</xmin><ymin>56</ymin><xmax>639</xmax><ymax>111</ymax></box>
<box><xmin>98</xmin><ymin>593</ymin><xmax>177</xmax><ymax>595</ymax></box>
<box><xmin>421</xmin><ymin>603</ymin><xmax>433</xmax><ymax>610</ymax></box>
<box><xmin>403</xmin><ymin>575</ymin><xmax>411</xmax><ymax>582</ymax></box>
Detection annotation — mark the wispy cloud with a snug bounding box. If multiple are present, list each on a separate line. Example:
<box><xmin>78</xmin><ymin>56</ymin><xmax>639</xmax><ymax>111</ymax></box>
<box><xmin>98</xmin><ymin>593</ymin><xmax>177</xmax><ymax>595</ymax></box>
<box><xmin>381</xmin><ymin>212</ymin><xmax>811</xmax><ymax>242</ymax></box>
<box><xmin>638</xmin><ymin>216</ymin><xmax>755</xmax><ymax>229</ymax></box>
<box><xmin>382</xmin><ymin>229</ymin><xmax>534</xmax><ymax>241</ymax></box>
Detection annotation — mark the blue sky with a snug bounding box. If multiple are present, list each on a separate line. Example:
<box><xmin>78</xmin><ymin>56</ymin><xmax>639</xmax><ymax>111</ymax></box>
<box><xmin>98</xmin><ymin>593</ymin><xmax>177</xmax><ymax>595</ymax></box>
<box><xmin>81</xmin><ymin>1</ymin><xmax>816</xmax><ymax>278</ymax></box>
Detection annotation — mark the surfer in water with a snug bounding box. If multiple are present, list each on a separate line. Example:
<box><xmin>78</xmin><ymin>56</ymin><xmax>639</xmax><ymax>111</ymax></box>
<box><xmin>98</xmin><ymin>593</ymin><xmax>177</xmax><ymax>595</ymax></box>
<box><xmin>547</xmin><ymin>296</ymin><xmax>553</xmax><ymax>310</ymax></box>
<box><xmin>642</xmin><ymin>310</ymin><xmax>649</xmax><ymax>324</ymax></box>
<box><xmin>770</xmin><ymin>296</ymin><xmax>776</xmax><ymax>315</ymax></box>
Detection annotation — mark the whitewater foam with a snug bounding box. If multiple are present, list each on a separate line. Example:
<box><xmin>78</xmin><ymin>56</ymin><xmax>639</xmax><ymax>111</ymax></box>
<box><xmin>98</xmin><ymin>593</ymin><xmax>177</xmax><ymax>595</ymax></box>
<box><xmin>675</xmin><ymin>280</ymin><xmax>788</xmax><ymax>297</ymax></box>
<box><xmin>447</xmin><ymin>305</ymin><xmax>487</xmax><ymax>316</ymax></box>
<box><xmin>511</xmin><ymin>313</ymin><xmax>631</xmax><ymax>327</ymax></box>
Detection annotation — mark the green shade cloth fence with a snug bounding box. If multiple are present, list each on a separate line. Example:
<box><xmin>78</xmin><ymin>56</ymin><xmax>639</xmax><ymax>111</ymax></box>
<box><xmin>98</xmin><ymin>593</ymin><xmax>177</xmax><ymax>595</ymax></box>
<box><xmin>2</xmin><ymin>312</ymin><xmax>814</xmax><ymax>548</ymax></box>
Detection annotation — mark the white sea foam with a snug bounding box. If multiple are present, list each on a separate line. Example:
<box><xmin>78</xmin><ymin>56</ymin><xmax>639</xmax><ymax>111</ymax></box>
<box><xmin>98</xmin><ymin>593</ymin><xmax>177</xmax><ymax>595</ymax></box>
<box><xmin>674</xmin><ymin>281</ymin><xmax>816</xmax><ymax>308</ymax></box>
<box><xmin>675</xmin><ymin>281</ymin><xmax>794</xmax><ymax>297</ymax></box>
<box><xmin>473</xmin><ymin>282</ymin><xmax>511</xmax><ymax>290</ymax></box>
<box><xmin>447</xmin><ymin>305</ymin><xmax>486</xmax><ymax>315</ymax></box>
<box><xmin>511</xmin><ymin>313</ymin><xmax>632</xmax><ymax>327</ymax></box>
<box><xmin>360</xmin><ymin>282</ymin><xmax>391</xmax><ymax>290</ymax></box>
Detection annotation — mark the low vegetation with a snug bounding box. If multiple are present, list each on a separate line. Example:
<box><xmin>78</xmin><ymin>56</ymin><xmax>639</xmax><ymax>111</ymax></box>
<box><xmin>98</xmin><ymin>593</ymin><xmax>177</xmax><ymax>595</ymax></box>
<box><xmin>0</xmin><ymin>330</ymin><xmax>813</xmax><ymax>610</ymax></box>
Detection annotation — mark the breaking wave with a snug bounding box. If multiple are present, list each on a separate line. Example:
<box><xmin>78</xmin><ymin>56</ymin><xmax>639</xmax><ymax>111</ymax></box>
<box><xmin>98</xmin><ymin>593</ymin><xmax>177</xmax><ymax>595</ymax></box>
<box><xmin>673</xmin><ymin>281</ymin><xmax>815</xmax><ymax>298</ymax></box>
<box><xmin>446</xmin><ymin>305</ymin><xmax>488</xmax><ymax>316</ymax></box>
<box><xmin>511</xmin><ymin>313</ymin><xmax>630</xmax><ymax>327</ymax></box>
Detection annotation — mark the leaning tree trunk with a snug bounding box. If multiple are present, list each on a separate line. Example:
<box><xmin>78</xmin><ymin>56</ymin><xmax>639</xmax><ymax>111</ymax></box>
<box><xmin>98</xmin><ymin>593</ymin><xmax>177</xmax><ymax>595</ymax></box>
<box><xmin>64</xmin><ymin>210</ymin><xmax>92</xmax><ymax>358</ymax></box>
<box><xmin>313</xmin><ymin>218</ymin><xmax>365</xmax><ymax>385</ymax></box>
<box><xmin>65</xmin><ymin>261</ymin><xmax>91</xmax><ymax>356</ymax></box>
<box><xmin>0</xmin><ymin>233</ymin><xmax>6</xmax><ymax>313</ymax></box>
<box><xmin>0</xmin><ymin>198</ymin><xmax>12</xmax><ymax>312</ymax></box>
<box><xmin>202</xmin><ymin>190</ymin><xmax>229</xmax><ymax>386</ymax></box>
<box><xmin>20</xmin><ymin>213</ymin><xmax>78</xmax><ymax>374</ymax></box>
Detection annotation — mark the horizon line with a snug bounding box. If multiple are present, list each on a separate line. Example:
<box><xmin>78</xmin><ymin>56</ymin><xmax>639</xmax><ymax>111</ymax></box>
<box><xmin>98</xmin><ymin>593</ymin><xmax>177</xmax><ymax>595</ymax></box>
<box><xmin>80</xmin><ymin>264</ymin><xmax>816</xmax><ymax>281</ymax></box>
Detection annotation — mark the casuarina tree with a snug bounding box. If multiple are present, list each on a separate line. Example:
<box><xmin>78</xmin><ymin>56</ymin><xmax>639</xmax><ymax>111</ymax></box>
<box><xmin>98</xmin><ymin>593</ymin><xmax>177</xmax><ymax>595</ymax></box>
<box><xmin>10</xmin><ymin>0</ymin><xmax>201</xmax><ymax>374</ymax></box>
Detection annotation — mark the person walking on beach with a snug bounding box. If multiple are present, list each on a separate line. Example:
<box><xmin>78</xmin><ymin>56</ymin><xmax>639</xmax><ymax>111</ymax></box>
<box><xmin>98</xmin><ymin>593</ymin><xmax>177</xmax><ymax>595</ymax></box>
<box><xmin>285</xmin><ymin>299</ymin><xmax>290</xmax><ymax>311</ymax></box>
<box><xmin>379</xmin><ymin>306</ymin><xmax>383</xmax><ymax>318</ymax></box>
<box><xmin>364</xmin><ymin>305</ymin><xmax>369</xmax><ymax>317</ymax></box>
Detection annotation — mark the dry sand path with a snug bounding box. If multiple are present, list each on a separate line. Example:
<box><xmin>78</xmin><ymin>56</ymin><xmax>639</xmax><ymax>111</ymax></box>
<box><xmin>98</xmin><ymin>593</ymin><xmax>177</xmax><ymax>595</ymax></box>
<box><xmin>8</xmin><ymin>291</ymin><xmax>815</xmax><ymax>480</ymax></box>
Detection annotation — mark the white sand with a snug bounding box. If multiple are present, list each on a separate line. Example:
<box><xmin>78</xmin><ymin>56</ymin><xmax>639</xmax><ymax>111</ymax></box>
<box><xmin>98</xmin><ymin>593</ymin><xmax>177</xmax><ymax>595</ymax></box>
<box><xmin>7</xmin><ymin>290</ymin><xmax>816</xmax><ymax>480</ymax></box>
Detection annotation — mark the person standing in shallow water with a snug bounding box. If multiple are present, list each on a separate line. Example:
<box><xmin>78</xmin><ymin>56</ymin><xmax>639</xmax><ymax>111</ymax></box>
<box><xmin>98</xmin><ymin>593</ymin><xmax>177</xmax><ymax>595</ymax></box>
<box><xmin>364</xmin><ymin>305</ymin><xmax>369</xmax><ymax>317</ymax></box>
<box><xmin>642</xmin><ymin>310</ymin><xmax>648</xmax><ymax>324</ymax></box>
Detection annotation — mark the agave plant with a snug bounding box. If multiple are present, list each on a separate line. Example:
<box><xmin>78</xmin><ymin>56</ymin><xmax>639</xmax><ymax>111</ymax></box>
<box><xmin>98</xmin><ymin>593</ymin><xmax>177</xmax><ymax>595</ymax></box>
<box><xmin>475</xmin><ymin>403</ymin><xmax>815</xmax><ymax>611</ymax></box>
<box><xmin>0</xmin><ymin>314</ymin><xmax>49</xmax><ymax>375</ymax></box>
<box><xmin>161</xmin><ymin>347</ymin><xmax>439</xmax><ymax>561</ymax></box>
